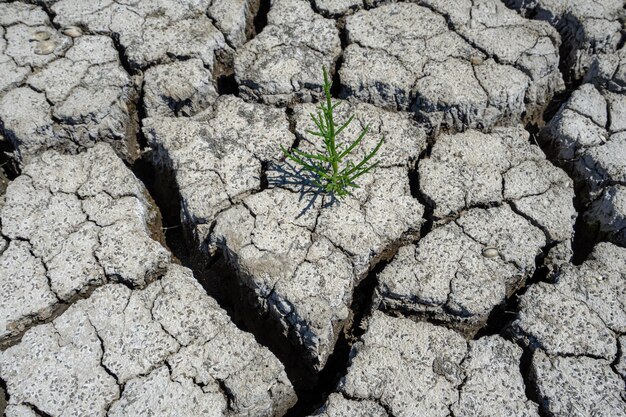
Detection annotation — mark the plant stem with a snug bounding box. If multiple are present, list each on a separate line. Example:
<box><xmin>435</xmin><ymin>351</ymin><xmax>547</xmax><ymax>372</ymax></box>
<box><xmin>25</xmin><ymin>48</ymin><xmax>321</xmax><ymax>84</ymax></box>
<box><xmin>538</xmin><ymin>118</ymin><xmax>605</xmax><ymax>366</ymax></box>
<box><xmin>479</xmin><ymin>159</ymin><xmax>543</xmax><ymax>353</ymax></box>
<box><xmin>323</xmin><ymin>68</ymin><xmax>338</xmax><ymax>177</ymax></box>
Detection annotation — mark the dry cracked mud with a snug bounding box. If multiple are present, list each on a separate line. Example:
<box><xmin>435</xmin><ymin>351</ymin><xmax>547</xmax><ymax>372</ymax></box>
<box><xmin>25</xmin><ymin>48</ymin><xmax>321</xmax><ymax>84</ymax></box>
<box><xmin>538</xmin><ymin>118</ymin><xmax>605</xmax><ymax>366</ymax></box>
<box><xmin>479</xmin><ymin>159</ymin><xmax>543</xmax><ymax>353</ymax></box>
<box><xmin>1</xmin><ymin>0</ymin><xmax>625</xmax><ymax>416</ymax></box>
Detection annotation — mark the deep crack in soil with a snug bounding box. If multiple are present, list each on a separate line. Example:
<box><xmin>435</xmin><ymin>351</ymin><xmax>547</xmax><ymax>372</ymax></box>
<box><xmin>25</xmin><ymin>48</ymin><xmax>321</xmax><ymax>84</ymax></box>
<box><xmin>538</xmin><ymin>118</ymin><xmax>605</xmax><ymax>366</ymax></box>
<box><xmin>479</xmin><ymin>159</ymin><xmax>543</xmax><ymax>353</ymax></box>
<box><xmin>283</xmin><ymin>256</ymin><xmax>385</xmax><ymax>416</ymax></box>
<box><xmin>0</xmin><ymin>376</ymin><xmax>8</xmax><ymax>416</ymax></box>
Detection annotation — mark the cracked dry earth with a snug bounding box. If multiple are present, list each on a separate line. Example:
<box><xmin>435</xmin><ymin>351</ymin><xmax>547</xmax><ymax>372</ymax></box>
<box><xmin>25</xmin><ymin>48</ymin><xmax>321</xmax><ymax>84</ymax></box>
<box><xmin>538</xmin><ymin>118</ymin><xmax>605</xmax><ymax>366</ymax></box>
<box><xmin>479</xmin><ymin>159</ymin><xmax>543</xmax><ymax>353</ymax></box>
<box><xmin>0</xmin><ymin>1</ymin><xmax>625</xmax><ymax>417</ymax></box>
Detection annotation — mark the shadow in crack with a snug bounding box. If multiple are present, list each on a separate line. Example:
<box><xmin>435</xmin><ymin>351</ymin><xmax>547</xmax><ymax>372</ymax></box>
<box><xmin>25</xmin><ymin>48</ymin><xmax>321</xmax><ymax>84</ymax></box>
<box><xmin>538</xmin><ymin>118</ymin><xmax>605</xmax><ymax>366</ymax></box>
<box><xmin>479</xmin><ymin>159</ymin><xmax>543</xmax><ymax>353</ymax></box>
<box><xmin>0</xmin><ymin>377</ymin><xmax>7</xmax><ymax>416</ymax></box>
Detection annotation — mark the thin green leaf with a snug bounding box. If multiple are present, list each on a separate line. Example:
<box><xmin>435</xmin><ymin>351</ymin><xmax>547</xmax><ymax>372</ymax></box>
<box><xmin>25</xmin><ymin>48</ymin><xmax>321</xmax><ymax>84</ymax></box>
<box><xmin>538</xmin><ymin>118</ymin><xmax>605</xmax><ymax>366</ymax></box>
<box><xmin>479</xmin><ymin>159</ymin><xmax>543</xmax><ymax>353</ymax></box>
<box><xmin>338</xmin><ymin>125</ymin><xmax>369</xmax><ymax>160</ymax></box>
<box><xmin>291</xmin><ymin>147</ymin><xmax>331</xmax><ymax>162</ymax></box>
<box><xmin>348</xmin><ymin>161</ymin><xmax>379</xmax><ymax>182</ymax></box>
<box><xmin>342</xmin><ymin>136</ymin><xmax>384</xmax><ymax>177</ymax></box>
<box><xmin>304</xmin><ymin>129</ymin><xmax>326</xmax><ymax>137</ymax></box>
<box><xmin>335</xmin><ymin>115</ymin><xmax>355</xmax><ymax>137</ymax></box>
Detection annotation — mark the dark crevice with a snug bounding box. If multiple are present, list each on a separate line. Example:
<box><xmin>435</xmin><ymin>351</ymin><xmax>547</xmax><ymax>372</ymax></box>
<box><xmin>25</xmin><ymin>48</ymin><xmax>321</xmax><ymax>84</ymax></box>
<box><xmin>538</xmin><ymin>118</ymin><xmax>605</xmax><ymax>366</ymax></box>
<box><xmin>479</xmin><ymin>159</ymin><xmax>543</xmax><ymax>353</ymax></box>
<box><xmin>611</xmin><ymin>337</ymin><xmax>624</xmax><ymax>384</ymax></box>
<box><xmin>213</xmin><ymin>49</ymin><xmax>239</xmax><ymax>96</ymax></box>
<box><xmin>217</xmin><ymin>379</ymin><xmax>234</xmax><ymax>411</ymax></box>
<box><xmin>133</xmin><ymin>80</ymin><xmax>148</xmax><ymax>150</ymax></box>
<box><xmin>553</xmin><ymin>14</ymin><xmax>586</xmax><ymax>86</ymax></box>
<box><xmin>253</xmin><ymin>0</ymin><xmax>271</xmax><ymax>36</ymax></box>
<box><xmin>616</xmin><ymin>31</ymin><xmax>626</xmax><ymax>51</ymax></box>
<box><xmin>518</xmin><ymin>347</ymin><xmax>551</xmax><ymax>417</ymax></box>
<box><xmin>283</xmin><ymin>257</ymin><xmax>384</xmax><ymax>416</ymax></box>
<box><xmin>0</xmin><ymin>130</ymin><xmax>20</xmax><ymax>197</ymax></box>
<box><xmin>410</xmin><ymin>144</ymin><xmax>435</xmax><ymax>239</ymax></box>
<box><xmin>108</xmin><ymin>32</ymin><xmax>143</xmax><ymax>158</ymax></box>
<box><xmin>110</xmin><ymin>33</ymin><xmax>139</xmax><ymax>76</ymax></box>
<box><xmin>37</xmin><ymin>1</ymin><xmax>61</xmax><ymax>31</ymax></box>
<box><xmin>0</xmin><ymin>377</ymin><xmax>8</xmax><ymax>417</ymax></box>
<box><xmin>571</xmin><ymin>207</ymin><xmax>600</xmax><ymax>265</ymax></box>
<box><xmin>130</xmin><ymin>155</ymin><xmax>189</xmax><ymax>267</ymax></box>
<box><xmin>330</xmin><ymin>18</ymin><xmax>347</xmax><ymax>99</ymax></box>
<box><xmin>260</xmin><ymin>160</ymin><xmax>269</xmax><ymax>190</ymax></box>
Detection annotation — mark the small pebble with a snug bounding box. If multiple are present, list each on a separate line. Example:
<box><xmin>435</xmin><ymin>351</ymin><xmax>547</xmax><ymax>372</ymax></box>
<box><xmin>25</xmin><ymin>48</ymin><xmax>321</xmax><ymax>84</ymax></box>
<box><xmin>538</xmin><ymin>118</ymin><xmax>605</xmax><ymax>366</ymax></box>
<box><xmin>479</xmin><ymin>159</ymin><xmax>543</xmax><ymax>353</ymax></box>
<box><xmin>62</xmin><ymin>26</ymin><xmax>83</xmax><ymax>38</ymax></box>
<box><xmin>482</xmin><ymin>247</ymin><xmax>499</xmax><ymax>258</ymax></box>
<box><xmin>34</xmin><ymin>40</ymin><xmax>56</xmax><ymax>55</ymax></box>
<box><xmin>470</xmin><ymin>56</ymin><xmax>483</xmax><ymax>65</ymax></box>
<box><xmin>31</xmin><ymin>31</ymin><xmax>51</xmax><ymax>41</ymax></box>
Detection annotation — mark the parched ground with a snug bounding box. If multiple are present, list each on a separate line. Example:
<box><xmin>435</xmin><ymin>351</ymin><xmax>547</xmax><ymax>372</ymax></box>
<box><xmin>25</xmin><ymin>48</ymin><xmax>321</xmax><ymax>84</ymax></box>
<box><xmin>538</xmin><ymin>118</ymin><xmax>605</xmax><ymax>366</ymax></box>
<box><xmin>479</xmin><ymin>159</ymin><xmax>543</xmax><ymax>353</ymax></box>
<box><xmin>0</xmin><ymin>0</ymin><xmax>625</xmax><ymax>416</ymax></box>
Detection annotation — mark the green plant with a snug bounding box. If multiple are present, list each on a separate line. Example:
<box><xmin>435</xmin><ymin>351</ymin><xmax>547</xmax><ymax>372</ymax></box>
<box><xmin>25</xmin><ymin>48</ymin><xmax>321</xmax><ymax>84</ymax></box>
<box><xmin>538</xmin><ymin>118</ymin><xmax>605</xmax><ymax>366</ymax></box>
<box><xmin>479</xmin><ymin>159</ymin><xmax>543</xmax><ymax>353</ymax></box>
<box><xmin>281</xmin><ymin>68</ymin><xmax>384</xmax><ymax>197</ymax></box>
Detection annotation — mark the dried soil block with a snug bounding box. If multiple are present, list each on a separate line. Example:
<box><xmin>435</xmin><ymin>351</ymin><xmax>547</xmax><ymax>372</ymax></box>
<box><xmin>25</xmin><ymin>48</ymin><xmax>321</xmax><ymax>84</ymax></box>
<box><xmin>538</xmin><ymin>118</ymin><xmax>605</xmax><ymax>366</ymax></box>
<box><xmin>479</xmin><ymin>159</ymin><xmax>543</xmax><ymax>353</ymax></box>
<box><xmin>0</xmin><ymin>265</ymin><xmax>296</xmax><ymax>417</ymax></box>
<box><xmin>543</xmin><ymin>83</ymin><xmax>626</xmax><ymax>245</ymax></box>
<box><xmin>147</xmin><ymin>99</ymin><xmax>427</xmax><ymax>370</ymax></box>
<box><xmin>50</xmin><ymin>0</ymin><xmax>241</xmax><ymax>69</ymax></box>
<box><xmin>340</xmin><ymin>0</ymin><xmax>564</xmax><ymax>131</ymax></box>
<box><xmin>513</xmin><ymin>242</ymin><xmax>626</xmax><ymax>416</ymax></box>
<box><xmin>0</xmin><ymin>3</ymin><xmax>139</xmax><ymax>164</ymax></box>
<box><xmin>316</xmin><ymin>312</ymin><xmax>538</xmax><ymax>417</ymax></box>
<box><xmin>505</xmin><ymin>0</ymin><xmax>624</xmax><ymax>80</ymax></box>
<box><xmin>0</xmin><ymin>143</ymin><xmax>170</xmax><ymax>344</ymax></box>
<box><xmin>378</xmin><ymin>126</ymin><xmax>575</xmax><ymax>334</ymax></box>
<box><xmin>235</xmin><ymin>0</ymin><xmax>342</xmax><ymax>105</ymax></box>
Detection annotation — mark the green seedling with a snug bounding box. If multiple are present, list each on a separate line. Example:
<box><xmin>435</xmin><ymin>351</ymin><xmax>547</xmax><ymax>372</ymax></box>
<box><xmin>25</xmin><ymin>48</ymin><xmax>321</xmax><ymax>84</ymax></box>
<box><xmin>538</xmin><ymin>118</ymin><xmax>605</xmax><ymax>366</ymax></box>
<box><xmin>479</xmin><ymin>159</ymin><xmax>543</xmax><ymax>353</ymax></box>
<box><xmin>281</xmin><ymin>68</ymin><xmax>384</xmax><ymax>197</ymax></box>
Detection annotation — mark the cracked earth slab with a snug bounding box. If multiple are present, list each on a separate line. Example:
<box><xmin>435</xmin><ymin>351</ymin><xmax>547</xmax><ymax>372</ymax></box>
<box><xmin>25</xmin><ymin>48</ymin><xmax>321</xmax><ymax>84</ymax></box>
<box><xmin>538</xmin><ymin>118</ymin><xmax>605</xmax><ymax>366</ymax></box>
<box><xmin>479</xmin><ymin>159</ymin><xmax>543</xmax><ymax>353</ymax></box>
<box><xmin>0</xmin><ymin>2</ymin><xmax>140</xmax><ymax>165</ymax></box>
<box><xmin>0</xmin><ymin>263</ymin><xmax>296</xmax><ymax>417</ymax></box>
<box><xmin>48</xmin><ymin>0</ymin><xmax>243</xmax><ymax>70</ymax></box>
<box><xmin>0</xmin><ymin>143</ymin><xmax>170</xmax><ymax>344</ymax></box>
<box><xmin>542</xmin><ymin>80</ymin><xmax>626</xmax><ymax>246</ymax></box>
<box><xmin>142</xmin><ymin>58</ymin><xmax>219</xmax><ymax>118</ymax></box>
<box><xmin>586</xmin><ymin>43</ymin><xmax>626</xmax><ymax>94</ymax></box>
<box><xmin>309</xmin><ymin>312</ymin><xmax>539</xmax><ymax>417</ymax></box>
<box><xmin>512</xmin><ymin>242</ymin><xmax>626</xmax><ymax>416</ymax></box>
<box><xmin>505</xmin><ymin>0</ymin><xmax>625</xmax><ymax>81</ymax></box>
<box><xmin>235</xmin><ymin>0</ymin><xmax>342</xmax><ymax>105</ymax></box>
<box><xmin>146</xmin><ymin>98</ymin><xmax>427</xmax><ymax>371</ymax></box>
<box><xmin>377</xmin><ymin>126</ymin><xmax>575</xmax><ymax>335</ymax></box>
<box><xmin>339</xmin><ymin>0</ymin><xmax>564</xmax><ymax>131</ymax></box>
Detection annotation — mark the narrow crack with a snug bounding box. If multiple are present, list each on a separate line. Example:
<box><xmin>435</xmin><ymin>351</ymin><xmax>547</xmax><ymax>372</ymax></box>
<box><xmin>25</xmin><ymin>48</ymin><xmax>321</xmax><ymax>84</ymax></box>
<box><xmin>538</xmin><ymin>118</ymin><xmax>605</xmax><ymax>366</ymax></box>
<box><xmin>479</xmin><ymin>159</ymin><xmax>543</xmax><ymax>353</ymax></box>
<box><xmin>213</xmin><ymin>47</ymin><xmax>239</xmax><ymax>96</ymax></box>
<box><xmin>284</xmin><ymin>256</ymin><xmax>384</xmax><ymax>416</ymax></box>
<box><xmin>253</xmin><ymin>0</ymin><xmax>271</xmax><ymax>36</ymax></box>
<box><xmin>85</xmin><ymin>316</ymin><xmax>122</xmax><ymax>387</ymax></box>
<box><xmin>0</xmin><ymin>376</ymin><xmax>8</xmax><ymax>417</ymax></box>
<box><xmin>24</xmin><ymin>402</ymin><xmax>55</xmax><ymax>417</ymax></box>
<box><xmin>331</xmin><ymin>17</ymin><xmax>347</xmax><ymax>99</ymax></box>
<box><xmin>216</xmin><ymin>378</ymin><xmax>235</xmax><ymax>411</ymax></box>
<box><xmin>342</xmin><ymin>391</ymin><xmax>395</xmax><ymax>417</ymax></box>
<box><xmin>410</xmin><ymin>145</ymin><xmax>435</xmax><ymax>239</ymax></box>
<box><xmin>517</xmin><ymin>346</ymin><xmax>551</xmax><ymax>417</ymax></box>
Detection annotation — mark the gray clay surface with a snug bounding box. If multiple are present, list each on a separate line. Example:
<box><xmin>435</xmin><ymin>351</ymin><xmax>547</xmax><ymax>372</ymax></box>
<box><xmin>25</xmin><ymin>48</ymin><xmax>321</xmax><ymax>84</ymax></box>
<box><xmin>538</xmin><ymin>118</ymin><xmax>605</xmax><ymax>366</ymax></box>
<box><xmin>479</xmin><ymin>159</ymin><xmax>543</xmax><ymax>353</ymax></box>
<box><xmin>0</xmin><ymin>2</ymin><xmax>139</xmax><ymax>164</ymax></box>
<box><xmin>319</xmin><ymin>312</ymin><xmax>538</xmax><ymax>417</ymax></box>
<box><xmin>377</xmin><ymin>126</ymin><xmax>575</xmax><ymax>334</ymax></box>
<box><xmin>0</xmin><ymin>264</ymin><xmax>296</xmax><ymax>417</ymax></box>
<box><xmin>505</xmin><ymin>0</ymin><xmax>624</xmax><ymax>80</ymax></box>
<box><xmin>148</xmin><ymin>98</ymin><xmax>427</xmax><ymax>370</ymax></box>
<box><xmin>0</xmin><ymin>143</ymin><xmax>169</xmax><ymax>344</ymax></box>
<box><xmin>513</xmin><ymin>242</ymin><xmax>626</xmax><ymax>416</ymax></box>
<box><xmin>340</xmin><ymin>0</ymin><xmax>564</xmax><ymax>131</ymax></box>
<box><xmin>542</xmin><ymin>82</ymin><xmax>626</xmax><ymax>245</ymax></box>
<box><xmin>235</xmin><ymin>0</ymin><xmax>342</xmax><ymax>105</ymax></box>
<box><xmin>1</xmin><ymin>0</ymin><xmax>625</xmax><ymax>415</ymax></box>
